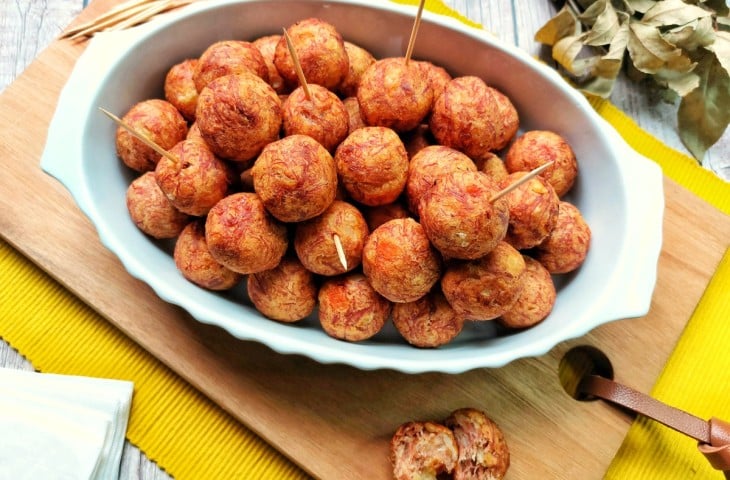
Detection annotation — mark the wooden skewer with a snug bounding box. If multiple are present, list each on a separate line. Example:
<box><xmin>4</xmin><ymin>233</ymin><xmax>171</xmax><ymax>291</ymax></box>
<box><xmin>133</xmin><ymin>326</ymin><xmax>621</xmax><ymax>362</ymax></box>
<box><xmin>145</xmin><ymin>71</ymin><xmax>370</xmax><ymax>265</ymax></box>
<box><xmin>489</xmin><ymin>161</ymin><xmax>555</xmax><ymax>202</ymax></box>
<box><xmin>404</xmin><ymin>0</ymin><xmax>426</xmax><ymax>65</ymax></box>
<box><xmin>107</xmin><ymin>0</ymin><xmax>192</xmax><ymax>33</ymax></box>
<box><xmin>64</xmin><ymin>0</ymin><xmax>192</xmax><ymax>39</ymax></box>
<box><xmin>61</xmin><ymin>0</ymin><xmax>153</xmax><ymax>38</ymax></box>
<box><xmin>98</xmin><ymin>107</ymin><xmax>179</xmax><ymax>164</ymax></box>
<box><xmin>282</xmin><ymin>27</ymin><xmax>311</xmax><ymax>101</ymax></box>
<box><xmin>333</xmin><ymin>234</ymin><xmax>348</xmax><ymax>271</ymax></box>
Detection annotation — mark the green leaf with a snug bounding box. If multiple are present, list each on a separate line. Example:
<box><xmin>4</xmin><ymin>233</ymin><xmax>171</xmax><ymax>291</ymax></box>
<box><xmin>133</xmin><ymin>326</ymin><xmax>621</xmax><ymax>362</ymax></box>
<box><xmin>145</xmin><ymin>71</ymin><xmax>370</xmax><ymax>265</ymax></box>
<box><xmin>663</xmin><ymin>16</ymin><xmax>716</xmax><ymax>51</ymax></box>
<box><xmin>535</xmin><ymin>5</ymin><xmax>580</xmax><ymax>46</ymax></box>
<box><xmin>627</xmin><ymin>20</ymin><xmax>692</xmax><ymax>73</ymax></box>
<box><xmin>583</xmin><ymin>1</ymin><xmax>622</xmax><ymax>46</ymax></box>
<box><xmin>642</xmin><ymin>0</ymin><xmax>712</xmax><ymax>27</ymax></box>
<box><xmin>678</xmin><ymin>54</ymin><xmax>730</xmax><ymax>160</ymax></box>
<box><xmin>707</xmin><ymin>31</ymin><xmax>730</xmax><ymax>76</ymax></box>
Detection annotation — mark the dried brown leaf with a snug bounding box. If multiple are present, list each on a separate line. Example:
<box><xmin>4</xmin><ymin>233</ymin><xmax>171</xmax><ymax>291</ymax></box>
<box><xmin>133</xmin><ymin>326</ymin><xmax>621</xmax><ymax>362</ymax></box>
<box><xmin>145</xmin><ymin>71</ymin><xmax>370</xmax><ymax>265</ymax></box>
<box><xmin>701</xmin><ymin>0</ymin><xmax>729</xmax><ymax>16</ymax></box>
<box><xmin>583</xmin><ymin>1</ymin><xmax>622</xmax><ymax>46</ymax></box>
<box><xmin>678</xmin><ymin>54</ymin><xmax>730</xmax><ymax>160</ymax></box>
<box><xmin>534</xmin><ymin>5</ymin><xmax>580</xmax><ymax>46</ymax></box>
<box><xmin>627</xmin><ymin>20</ymin><xmax>691</xmax><ymax>73</ymax></box>
<box><xmin>663</xmin><ymin>16</ymin><xmax>716</xmax><ymax>51</ymax></box>
<box><xmin>553</xmin><ymin>34</ymin><xmax>598</xmax><ymax>76</ymax></box>
<box><xmin>642</xmin><ymin>0</ymin><xmax>712</xmax><ymax>27</ymax></box>
<box><xmin>623</xmin><ymin>0</ymin><xmax>656</xmax><ymax>14</ymax></box>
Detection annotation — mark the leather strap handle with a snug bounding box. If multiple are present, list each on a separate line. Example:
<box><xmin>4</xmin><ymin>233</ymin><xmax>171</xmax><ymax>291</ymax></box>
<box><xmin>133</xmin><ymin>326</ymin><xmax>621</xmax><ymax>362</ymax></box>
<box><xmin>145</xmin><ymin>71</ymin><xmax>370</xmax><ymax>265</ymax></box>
<box><xmin>579</xmin><ymin>374</ymin><xmax>730</xmax><ymax>476</ymax></box>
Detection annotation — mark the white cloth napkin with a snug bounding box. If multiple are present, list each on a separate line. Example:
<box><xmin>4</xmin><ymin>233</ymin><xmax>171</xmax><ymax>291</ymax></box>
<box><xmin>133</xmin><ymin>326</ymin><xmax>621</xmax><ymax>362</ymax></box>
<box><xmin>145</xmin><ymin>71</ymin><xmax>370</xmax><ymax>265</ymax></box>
<box><xmin>0</xmin><ymin>368</ymin><xmax>133</xmax><ymax>480</ymax></box>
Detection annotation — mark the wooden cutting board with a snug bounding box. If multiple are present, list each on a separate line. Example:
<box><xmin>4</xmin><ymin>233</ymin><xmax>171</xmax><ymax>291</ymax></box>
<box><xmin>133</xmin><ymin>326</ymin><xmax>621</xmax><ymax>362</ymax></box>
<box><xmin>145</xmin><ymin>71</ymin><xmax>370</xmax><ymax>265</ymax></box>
<box><xmin>2</xmin><ymin>2</ymin><xmax>730</xmax><ymax>478</ymax></box>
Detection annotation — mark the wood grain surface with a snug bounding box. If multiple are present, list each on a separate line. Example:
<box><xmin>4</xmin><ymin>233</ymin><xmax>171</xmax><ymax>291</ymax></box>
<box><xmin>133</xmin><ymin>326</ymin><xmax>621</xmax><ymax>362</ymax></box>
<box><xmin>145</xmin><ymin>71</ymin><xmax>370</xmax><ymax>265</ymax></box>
<box><xmin>2</xmin><ymin>1</ymin><xmax>730</xmax><ymax>479</ymax></box>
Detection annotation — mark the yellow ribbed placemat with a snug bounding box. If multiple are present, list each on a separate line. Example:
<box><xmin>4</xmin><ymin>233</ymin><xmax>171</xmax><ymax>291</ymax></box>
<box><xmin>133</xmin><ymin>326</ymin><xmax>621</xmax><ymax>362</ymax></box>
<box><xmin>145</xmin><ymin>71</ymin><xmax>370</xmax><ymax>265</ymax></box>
<box><xmin>1</xmin><ymin>2</ymin><xmax>729</xmax><ymax>480</ymax></box>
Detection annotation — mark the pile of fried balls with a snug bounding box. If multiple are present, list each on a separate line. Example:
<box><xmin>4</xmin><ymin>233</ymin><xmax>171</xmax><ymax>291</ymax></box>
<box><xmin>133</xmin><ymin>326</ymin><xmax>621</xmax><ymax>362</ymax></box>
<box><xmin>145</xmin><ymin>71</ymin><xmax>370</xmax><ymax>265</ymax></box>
<box><xmin>119</xmin><ymin>17</ymin><xmax>591</xmax><ymax>349</ymax></box>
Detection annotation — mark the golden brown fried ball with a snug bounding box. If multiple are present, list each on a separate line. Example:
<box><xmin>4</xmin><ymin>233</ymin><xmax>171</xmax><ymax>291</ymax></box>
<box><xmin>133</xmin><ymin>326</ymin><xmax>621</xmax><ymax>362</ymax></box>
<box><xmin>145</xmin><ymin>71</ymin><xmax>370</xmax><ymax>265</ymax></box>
<box><xmin>500</xmin><ymin>171</ymin><xmax>560</xmax><ymax>250</ymax></box>
<box><xmin>155</xmin><ymin>138</ymin><xmax>232</xmax><ymax>216</ymax></box>
<box><xmin>205</xmin><ymin>192</ymin><xmax>288</xmax><ymax>274</ymax></box>
<box><xmin>282</xmin><ymin>85</ymin><xmax>348</xmax><ymax>152</ymax></box>
<box><xmin>318</xmin><ymin>273</ymin><xmax>391</xmax><ymax>342</ymax></box>
<box><xmin>490</xmin><ymin>86</ymin><xmax>519</xmax><ymax>151</ymax></box>
<box><xmin>338</xmin><ymin>41</ymin><xmax>376</xmax><ymax>97</ymax></box>
<box><xmin>164</xmin><ymin>59</ymin><xmax>199</xmax><ymax>121</ymax></box>
<box><xmin>362</xmin><ymin>201</ymin><xmax>409</xmax><ymax>231</ymax></box>
<box><xmin>406</xmin><ymin>145</ymin><xmax>477</xmax><ymax>216</ymax></box>
<box><xmin>473</xmin><ymin>151</ymin><xmax>508</xmax><ymax>184</ymax></box>
<box><xmin>274</xmin><ymin>18</ymin><xmax>348</xmax><ymax>91</ymax></box>
<box><xmin>419</xmin><ymin>171</ymin><xmax>509</xmax><ymax>260</ymax></box>
<box><xmin>533</xmin><ymin>201</ymin><xmax>591</xmax><ymax>274</ymax></box>
<box><xmin>499</xmin><ymin>256</ymin><xmax>556</xmax><ymax>328</ymax></box>
<box><xmin>247</xmin><ymin>256</ymin><xmax>317</xmax><ymax>323</ymax></box>
<box><xmin>441</xmin><ymin>242</ymin><xmax>526</xmax><ymax>320</ymax></box>
<box><xmin>392</xmin><ymin>290</ymin><xmax>464</xmax><ymax>348</ymax></box>
<box><xmin>429</xmin><ymin>76</ymin><xmax>509</xmax><ymax>159</ymax></box>
<box><xmin>252</xmin><ymin>34</ymin><xmax>288</xmax><ymax>94</ymax></box>
<box><xmin>342</xmin><ymin>96</ymin><xmax>366</xmax><ymax>135</ymax></box>
<box><xmin>173</xmin><ymin>219</ymin><xmax>242</xmax><ymax>290</ymax></box>
<box><xmin>196</xmin><ymin>72</ymin><xmax>282</xmax><ymax>163</ymax></box>
<box><xmin>390</xmin><ymin>421</ymin><xmax>458</xmax><ymax>480</ymax></box>
<box><xmin>116</xmin><ymin>99</ymin><xmax>187</xmax><ymax>172</ymax></box>
<box><xmin>362</xmin><ymin>218</ymin><xmax>441</xmax><ymax>303</ymax></box>
<box><xmin>334</xmin><ymin>126</ymin><xmax>408</xmax><ymax>206</ymax></box>
<box><xmin>294</xmin><ymin>200</ymin><xmax>369</xmax><ymax>276</ymax></box>
<box><xmin>504</xmin><ymin>130</ymin><xmax>578</xmax><ymax>197</ymax></box>
<box><xmin>193</xmin><ymin>40</ymin><xmax>268</xmax><ymax>92</ymax></box>
<box><xmin>357</xmin><ymin>57</ymin><xmax>433</xmax><ymax>132</ymax></box>
<box><xmin>251</xmin><ymin>134</ymin><xmax>337</xmax><ymax>222</ymax></box>
<box><xmin>414</xmin><ymin>60</ymin><xmax>452</xmax><ymax>101</ymax></box>
<box><xmin>445</xmin><ymin>408</ymin><xmax>510</xmax><ymax>480</ymax></box>
<box><xmin>126</xmin><ymin>171</ymin><xmax>189</xmax><ymax>239</ymax></box>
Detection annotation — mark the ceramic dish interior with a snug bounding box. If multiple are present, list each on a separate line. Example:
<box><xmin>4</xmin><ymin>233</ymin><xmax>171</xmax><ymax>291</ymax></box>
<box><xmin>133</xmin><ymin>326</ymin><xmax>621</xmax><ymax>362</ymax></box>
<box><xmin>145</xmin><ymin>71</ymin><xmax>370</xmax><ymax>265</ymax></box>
<box><xmin>41</xmin><ymin>0</ymin><xmax>664</xmax><ymax>373</ymax></box>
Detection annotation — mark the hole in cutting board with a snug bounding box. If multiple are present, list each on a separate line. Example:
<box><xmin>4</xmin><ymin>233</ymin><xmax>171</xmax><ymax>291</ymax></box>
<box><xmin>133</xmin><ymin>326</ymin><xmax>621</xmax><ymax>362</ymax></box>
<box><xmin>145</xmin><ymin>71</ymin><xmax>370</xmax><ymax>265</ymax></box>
<box><xmin>559</xmin><ymin>345</ymin><xmax>614</xmax><ymax>401</ymax></box>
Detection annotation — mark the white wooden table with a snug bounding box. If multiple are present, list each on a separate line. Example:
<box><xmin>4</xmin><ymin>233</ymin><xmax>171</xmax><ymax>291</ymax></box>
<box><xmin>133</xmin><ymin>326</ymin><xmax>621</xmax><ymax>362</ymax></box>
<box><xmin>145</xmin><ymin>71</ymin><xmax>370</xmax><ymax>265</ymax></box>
<box><xmin>1</xmin><ymin>1</ymin><xmax>728</xmax><ymax>479</ymax></box>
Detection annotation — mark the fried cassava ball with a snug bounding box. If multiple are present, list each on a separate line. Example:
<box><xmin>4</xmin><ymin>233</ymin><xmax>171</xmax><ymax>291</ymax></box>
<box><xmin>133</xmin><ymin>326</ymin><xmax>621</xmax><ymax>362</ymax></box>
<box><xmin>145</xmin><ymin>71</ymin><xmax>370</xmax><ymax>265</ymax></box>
<box><xmin>419</xmin><ymin>171</ymin><xmax>509</xmax><ymax>260</ymax></box>
<box><xmin>504</xmin><ymin>130</ymin><xmax>578</xmax><ymax>197</ymax></box>
<box><xmin>334</xmin><ymin>126</ymin><xmax>408</xmax><ymax>206</ymax></box>
<box><xmin>500</xmin><ymin>171</ymin><xmax>560</xmax><ymax>250</ymax></box>
<box><xmin>205</xmin><ymin>192</ymin><xmax>288</xmax><ymax>274</ymax></box>
<box><xmin>252</xmin><ymin>34</ymin><xmax>288</xmax><ymax>94</ymax></box>
<box><xmin>274</xmin><ymin>18</ymin><xmax>348</xmax><ymax>91</ymax></box>
<box><xmin>357</xmin><ymin>57</ymin><xmax>433</xmax><ymax>132</ymax></box>
<box><xmin>282</xmin><ymin>84</ymin><xmax>348</xmax><ymax>152</ymax></box>
<box><xmin>294</xmin><ymin>200</ymin><xmax>369</xmax><ymax>276</ymax></box>
<box><xmin>362</xmin><ymin>218</ymin><xmax>441</xmax><ymax>303</ymax></box>
<box><xmin>247</xmin><ymin>256</ymin><xmax>318</xmax><ymax>323</ymax></box>
<box><xmin>173</xmin><ymin>219</ymin><xmax>242</xmax><ymax>290</ymax></box>
<box><xmin>533</xmin><ymin>201</ymin><xmax>591</xmax><ymax>273</ymax></box>
<box><xmin>445</xmin><ymin>408</ymin><xmax>510</xmax><ymax>480</ymax></box>
<box><xmin>155</xmin><ymin>138</ymin><xmax>232</xmax><ymax>217</ymax></box>
<box><xmin>318</xmin><ymin>273</ymin><xmax>391</xmax><ymax>342</ymax></box>
<box><xmin>116</xmin><ymin>99</ymin><xmax>187</xmax><ymax>172</ymax></box>
<box><xmin>390</xmin><ymin>421</ymin><xmax>458</xmax><ymax>480</ymax></box>
<box><xmin>441</xmin><ymin>241</ymin><xmax>526</xmax><ymax>320</ymax></box>
<box><xmin>164</xmin><ymin>58</ymin><xmax>199</xmax><ymax>121</ymax></box>
<box><xmin>499</xmin><ymin>255</ymin><xmax>556</xmax><ymax>329</ymax></box>
<box><xmin>126</xmin><ymin>171</ymin><xmax>189</xmax><ymax>239</ymax></box>
<box><xmin>252</xmin><ymin>134</ymin><xmax>337</xmax><ymax>223</ymax></box>
<box><xmin>196</xmin><ymin>72</ymin><xmax>282</xmax><ymax>163</ymax></box>
<box><xmin>392</xmin><ymin>289</ymin><xmax>464</xmax><ymax>348</ymax></box>
<box><xmin>193</xmin><ymin>40</ymin><xmax>268</xmax><ymax>92</ymax></box>
<box><xmin>338</xmin><ymin>41</ymin><xmax>376</xmax><ymax>97</ymax></box>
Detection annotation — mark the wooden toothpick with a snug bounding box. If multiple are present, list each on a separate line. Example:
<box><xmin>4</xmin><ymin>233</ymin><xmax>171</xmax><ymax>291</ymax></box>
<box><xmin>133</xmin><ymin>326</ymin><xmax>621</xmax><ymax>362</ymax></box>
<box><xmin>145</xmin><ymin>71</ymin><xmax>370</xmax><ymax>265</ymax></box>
<box><xmin>489</xmin><ymin>161</ymin><xmax>555</xmax><ymax>202</ymax></box>
<box><xmin>99</xmin><ymin>107</ymin><xmax>178</xmax><ymax>164</ymax></box>
<box><xmin>333</xmin><ymin>233</ymin><xmax>348</xmax><ymax>271</ymax></box>
<box><xmin>282</xmin><ymin>27</ymin><xmax>311</xmax><ymax>101</ymax></box>
<box><xmin>404</xmin><ymin>0</ymin><xmax>426</xmax><ymax>65</ymax></box>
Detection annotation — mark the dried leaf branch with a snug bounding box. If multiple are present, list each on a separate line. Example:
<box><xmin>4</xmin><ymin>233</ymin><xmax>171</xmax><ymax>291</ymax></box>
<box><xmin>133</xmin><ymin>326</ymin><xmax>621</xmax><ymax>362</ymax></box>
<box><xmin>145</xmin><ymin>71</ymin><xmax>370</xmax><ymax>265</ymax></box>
<box><xmin>536</xmin><ymin>0</ymin><xmax>730</xmax><ymax>161</ymax></box>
